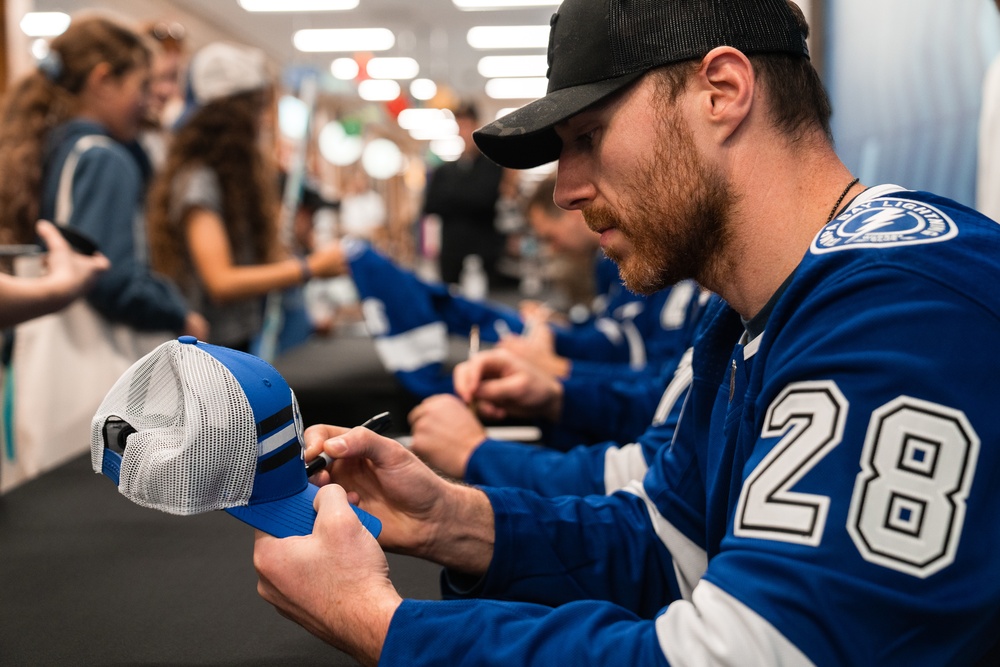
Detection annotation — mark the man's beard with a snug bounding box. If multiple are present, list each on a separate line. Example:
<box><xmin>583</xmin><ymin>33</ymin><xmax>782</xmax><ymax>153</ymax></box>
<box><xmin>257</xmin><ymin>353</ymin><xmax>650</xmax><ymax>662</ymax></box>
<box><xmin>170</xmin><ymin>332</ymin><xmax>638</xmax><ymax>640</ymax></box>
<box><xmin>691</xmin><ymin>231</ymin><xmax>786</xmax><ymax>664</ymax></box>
<box><xmin>584</xmin><ymin>111</ymin><xmax>733</xmax><ymax>295</ymax></box>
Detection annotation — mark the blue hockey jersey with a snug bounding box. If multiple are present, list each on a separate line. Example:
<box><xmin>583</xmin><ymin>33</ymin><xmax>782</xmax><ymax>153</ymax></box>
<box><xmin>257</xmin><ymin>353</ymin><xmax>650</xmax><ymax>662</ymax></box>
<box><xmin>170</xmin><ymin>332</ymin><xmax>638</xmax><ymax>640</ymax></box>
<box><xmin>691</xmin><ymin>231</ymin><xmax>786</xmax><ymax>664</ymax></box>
<box><xmin>379</xmin><ymin>186</ymin><xmax>1000</xmax><ymax>665</ymax></box>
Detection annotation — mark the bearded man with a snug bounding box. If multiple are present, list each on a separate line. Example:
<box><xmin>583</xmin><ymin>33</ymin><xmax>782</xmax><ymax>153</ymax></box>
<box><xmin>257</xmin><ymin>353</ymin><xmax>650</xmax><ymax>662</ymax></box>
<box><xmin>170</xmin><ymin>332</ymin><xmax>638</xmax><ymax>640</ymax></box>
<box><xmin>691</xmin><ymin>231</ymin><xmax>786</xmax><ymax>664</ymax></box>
<box><xmin>254</xmin><ymin>1</ymin><xmax>1000</xmax><ymax>664</ymax></box>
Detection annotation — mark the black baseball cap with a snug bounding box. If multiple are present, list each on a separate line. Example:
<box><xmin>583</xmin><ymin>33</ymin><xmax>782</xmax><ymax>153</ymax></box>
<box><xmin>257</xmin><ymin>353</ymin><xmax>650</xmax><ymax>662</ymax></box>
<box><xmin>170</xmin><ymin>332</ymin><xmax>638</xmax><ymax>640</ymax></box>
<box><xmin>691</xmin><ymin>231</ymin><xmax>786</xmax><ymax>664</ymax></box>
<box><xmin>473</xmin><ymin>0</ymin><xmax>809</xmax><ymax>169</ymax></box>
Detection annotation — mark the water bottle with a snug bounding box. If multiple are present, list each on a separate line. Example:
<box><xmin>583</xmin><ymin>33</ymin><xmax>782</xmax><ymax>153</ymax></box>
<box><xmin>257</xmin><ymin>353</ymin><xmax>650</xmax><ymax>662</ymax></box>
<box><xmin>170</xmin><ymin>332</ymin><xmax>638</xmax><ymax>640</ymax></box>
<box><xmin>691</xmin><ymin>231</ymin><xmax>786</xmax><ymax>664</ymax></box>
<box><xmin>459</xmin><ymin>254</ymin><xmax>488</xmax><ymax>301</ymax></box>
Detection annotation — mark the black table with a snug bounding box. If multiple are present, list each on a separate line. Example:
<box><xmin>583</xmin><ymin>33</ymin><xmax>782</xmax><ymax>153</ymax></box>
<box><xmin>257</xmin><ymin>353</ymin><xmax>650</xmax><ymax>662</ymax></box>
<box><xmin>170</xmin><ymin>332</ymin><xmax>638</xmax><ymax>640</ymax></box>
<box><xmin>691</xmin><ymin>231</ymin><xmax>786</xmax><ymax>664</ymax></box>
<box><xmin>0</xmin><ymin>453</ymin><xmax>442</xmax><ymax>665</ymax></box>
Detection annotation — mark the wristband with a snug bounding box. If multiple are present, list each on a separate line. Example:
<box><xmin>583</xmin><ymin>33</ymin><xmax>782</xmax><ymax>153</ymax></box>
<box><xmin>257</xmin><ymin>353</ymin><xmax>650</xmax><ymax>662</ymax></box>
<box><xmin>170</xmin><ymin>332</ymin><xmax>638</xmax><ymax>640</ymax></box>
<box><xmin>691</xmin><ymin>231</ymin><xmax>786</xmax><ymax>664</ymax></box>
<box><xmin>298</xmin><ymin>256</ymin><xmax>312</xmax><ymax>283</ymax></box>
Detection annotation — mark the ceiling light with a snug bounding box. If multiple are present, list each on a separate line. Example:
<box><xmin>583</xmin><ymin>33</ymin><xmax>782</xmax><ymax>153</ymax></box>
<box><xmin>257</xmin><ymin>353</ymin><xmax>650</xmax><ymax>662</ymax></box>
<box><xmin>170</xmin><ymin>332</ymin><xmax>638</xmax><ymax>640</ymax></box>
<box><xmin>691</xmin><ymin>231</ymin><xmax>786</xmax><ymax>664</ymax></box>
<box><xmin>239</xmin><ymin>0</ymin><xmax>359</xmax><ymax>10</ymax></box>
<box><xmin>485</xmin><ymin>77</ymin><xmax>548</xmax><ymax>100</ymax></box>
<box><xmin>453</xmin><ymin>0</ymin><xmax>559</xmax><ymax>9</ymax></box>
<box><xmin>430</xmin><ymin>137</ymin><xmax>465</xmax><ymax>161</ymax></box>
<box><xmin>330</xmin><ymin>57</ymin><xmax>360</xmax><ymax>80</ymax></box>
<box><xmin>398</xmin><ymin>109</ymin><xmax>459</xmax><ymax>141</ymax></box>
<box><xmin>278</xmin><ymin>95</ymin><xmax>310</xmax><ymax>139</ymax></box>
<box><xmin>366</xmin><ymin>57</ymin><xmax>420</xmax><ymax>80</ymax></box>
<box><xmin>358</xmin><ymin>79</ymin><xmax>401</xmax><ymax>101</ymax></box>
<box><xmin>478</xmin><ymin>55</ymin><xmax>547</xmax><ymax>78</ymax></box>
<box><xmin>495</xmin><ymin>106</ymin><xmax>522</xmax><ymax>120</ymax></box>
<box><xmin>466</xmin><ymin>26</ymin><xmax>550</xmax><ymax>49</ymax></box>
<box><xmin>362</xmin><ymin>138</ymin><xmax>405</xmax><ymax>179</ymax></box>
<box><xmin>319</xmin><ymin>121</ymin><xmax>364</xmax><ymax>165</ymax></box>
<box><xmin>397</xmin><ymin>108</ymin><xmax>453</xmax><ymax>130</ymax></box>
<box><xmin>293</xmin><ymin>28</ymin><xmax>395</xmax><ymax>52</ymax></box>
<box><xmin>20</xmin><ymin>12</ymin><xmax>70</xmax><ymax>37</ymax></box>
<box><xmin>410</xmin><ymin>79</ymin><xmax>438</xmax><ymax>101</ymax></box>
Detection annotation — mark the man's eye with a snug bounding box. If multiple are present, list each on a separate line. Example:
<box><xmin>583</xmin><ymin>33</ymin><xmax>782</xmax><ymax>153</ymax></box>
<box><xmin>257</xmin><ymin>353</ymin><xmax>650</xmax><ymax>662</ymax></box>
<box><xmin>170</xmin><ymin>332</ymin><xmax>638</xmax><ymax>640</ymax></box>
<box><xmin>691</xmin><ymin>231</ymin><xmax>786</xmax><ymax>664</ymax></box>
<box><xmin>577</xmin><ymin>130</ymin><xmax>596</xmax><ymax>146</ymax></box>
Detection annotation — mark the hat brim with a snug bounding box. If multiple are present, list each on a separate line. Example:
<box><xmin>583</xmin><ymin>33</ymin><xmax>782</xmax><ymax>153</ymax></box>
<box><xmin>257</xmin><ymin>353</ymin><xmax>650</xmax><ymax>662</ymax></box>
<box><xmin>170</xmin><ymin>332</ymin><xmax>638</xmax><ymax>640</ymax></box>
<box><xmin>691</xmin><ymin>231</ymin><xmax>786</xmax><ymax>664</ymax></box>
<box><xmin>473</xmin><ymin>70</ymin><xmax>645</xmax><ymax>169</ymax></box>
<box><xmin>225</xmin><ymin>483</ymin><xmax>382</xmax><ymax>539</ymax></box>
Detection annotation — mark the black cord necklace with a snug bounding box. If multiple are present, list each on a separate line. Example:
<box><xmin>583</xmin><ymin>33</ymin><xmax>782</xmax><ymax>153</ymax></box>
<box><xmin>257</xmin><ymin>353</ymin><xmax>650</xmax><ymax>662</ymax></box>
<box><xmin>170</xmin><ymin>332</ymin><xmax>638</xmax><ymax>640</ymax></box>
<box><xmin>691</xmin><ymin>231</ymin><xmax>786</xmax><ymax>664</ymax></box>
<box><xmin>827</xmin><ymin>177</ymin><xmax>860</xmax><ymax>223</ymax></box>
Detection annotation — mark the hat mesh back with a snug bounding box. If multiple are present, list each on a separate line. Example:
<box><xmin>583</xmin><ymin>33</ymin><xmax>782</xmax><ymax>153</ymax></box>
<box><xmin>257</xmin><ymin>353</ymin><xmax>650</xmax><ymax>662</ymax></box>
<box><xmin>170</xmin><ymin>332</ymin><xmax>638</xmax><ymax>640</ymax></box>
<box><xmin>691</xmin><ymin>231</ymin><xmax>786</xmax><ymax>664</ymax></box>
<box><xmin>92</xmin><ymin>342</ymin><xmax>257</xmax><ymax>515</ymax></box>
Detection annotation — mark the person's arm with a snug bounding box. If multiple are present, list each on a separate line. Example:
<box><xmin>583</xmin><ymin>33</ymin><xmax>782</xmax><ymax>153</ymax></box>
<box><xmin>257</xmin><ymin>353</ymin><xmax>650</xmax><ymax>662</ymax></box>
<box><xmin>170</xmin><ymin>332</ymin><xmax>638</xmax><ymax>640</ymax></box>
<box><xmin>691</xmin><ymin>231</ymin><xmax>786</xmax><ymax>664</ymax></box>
<box><xmin>554</xmin><ymin>358</ymin><xmax>676</xmax><ymax>444</ymax></box>
<box><xmin>0</xmin><ymin>220</ymin><xmax>109</xmax><ymax>328</ymax></box>
<box><xmin>183</xmin><ymin>207</ymin><xmax>346</xmax><ymax>303</ymax></box>
<box><xmin>462</xmin><ymin>350</ymin><xmax>692</xmax><ymax>495</ymax></box>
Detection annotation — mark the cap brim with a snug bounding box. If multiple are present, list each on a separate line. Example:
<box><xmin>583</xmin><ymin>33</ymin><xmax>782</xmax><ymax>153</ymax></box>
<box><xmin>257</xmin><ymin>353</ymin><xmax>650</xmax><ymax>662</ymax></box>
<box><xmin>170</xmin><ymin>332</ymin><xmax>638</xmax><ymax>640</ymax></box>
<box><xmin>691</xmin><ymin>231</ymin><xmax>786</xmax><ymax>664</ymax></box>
<box><xmin>473</xmin><ymin>70</ymin><xmax>645</xmax><ymax>169</ymax></box>
<box><xmin>225</xmin><ymin>483</ymin><xmax>382</xmax><ymax>539</ymax></box>
<box><xmin>226</xmin><ymin>483</ymin><xmax>319</xmax><ymax>538</ymax></box>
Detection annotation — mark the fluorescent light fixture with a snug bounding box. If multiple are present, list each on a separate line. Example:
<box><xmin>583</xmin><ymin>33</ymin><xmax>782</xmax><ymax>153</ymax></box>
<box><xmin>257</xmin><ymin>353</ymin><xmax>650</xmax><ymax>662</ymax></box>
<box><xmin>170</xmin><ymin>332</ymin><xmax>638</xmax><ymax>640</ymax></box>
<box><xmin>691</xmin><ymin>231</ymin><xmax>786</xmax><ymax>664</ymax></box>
<box><xmin>453</xmin><ymin>0</ymin><xmax>559</xmax><ymax>9</ymax></box>
<box><xmin>495</xmin><ymin>106</ymin><xmax>522</xmax><ymax>120</ymax></box>
<box><xmin>358</xmin><ymin>79</ymin><xmax>401</xmax><ymax>101</ymax></box>
<box><xmin>485</xmin><ymin>77</ymin><xmax>548</xmax><ymax>100</ymax></box>
<box><xmin>20</xmin><ymin>12</ymin><xmax>70</xmax><ymax>37</ymax></box>
<box><xmin>410</xmin><ymin>78</ymin><xmax>438</xmax><ymax>101</ymax></box>
<box><xmin>397</xmin><ymin>108</ymin><xmax>453</xmax><ymax>130</ymax></box>
<box><xmin>362</xmin><ymin>138</ymin><xmax>405</xmax><ymax>180</ymax></box>
<box><xmin>239</xmin><ymin>0</ymin><xmax>359</xmax><ymax>10</ymax></box>
<box><xmin>366</xmin><ymin>57</ymin><xmax>420</xmax><ymax>80</ymax></box>
<box><xmin>430</xmin><ymin>136</ymin><xmax>465</xmax><ymax>161</ymax></box>
<box><xmin>278</xmin><ymin>95</ymin><xmax>310</xmax><ymax>139</ymax></box>
<box><xmin>330</xmin><ymin>57</ymin><xmax>360</xmax><ymax>80</ymax></box>
<box><xmin>467</xmin><ymin>25</ymin><xmax>550</xmax><ymax>49</ymax></box>
<box><xmin>478</xmin><ymin>55</ymin><xmax>547</xmax><ymax>78</ymax></box>
<box><xmin>398</xmin><ymin>109</ymin><xmax>458</xmax><ymax>141</ymax></box>
<box><xmin>319</xmin><ymin>121</ymin><xmax>364</xmax><ymax>165</ymax></box>
<box><xmin>30</xmin><ymin>39</ymin><xmax>50</xmax><ymax>61</ymax></box>
<box><xmin>294</xmin><ymin>28</ymin><xmax>395</xmax><ymax>53</ymax></box>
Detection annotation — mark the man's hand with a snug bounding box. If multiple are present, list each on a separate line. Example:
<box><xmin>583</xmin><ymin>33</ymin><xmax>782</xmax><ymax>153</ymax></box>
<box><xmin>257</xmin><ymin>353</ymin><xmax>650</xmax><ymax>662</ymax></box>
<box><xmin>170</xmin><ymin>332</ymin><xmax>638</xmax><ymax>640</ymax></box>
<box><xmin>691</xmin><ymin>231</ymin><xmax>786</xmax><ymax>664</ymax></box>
<box><xmin>495</xmin><ymin>322</ymin><xmax>570</xmax><ymax>378</ymax></box>
<box><xmin>254</xmin><ymin>485</ymin><xmax>401</xmax><ymax>666</ymax></box>
<box><xmin>454</xmin><ymin>348</ymin><xmax>564</xmax><ymax>423</ymax></box>
<box><xmin>303</xmin><ymin>424</ymin><xmax>495</xmax><ymax>573</ymax></box>
<box><xmin>408</xmin><ymin>394</ymin><xmax>488</xmax><ymax>478</ymax></box>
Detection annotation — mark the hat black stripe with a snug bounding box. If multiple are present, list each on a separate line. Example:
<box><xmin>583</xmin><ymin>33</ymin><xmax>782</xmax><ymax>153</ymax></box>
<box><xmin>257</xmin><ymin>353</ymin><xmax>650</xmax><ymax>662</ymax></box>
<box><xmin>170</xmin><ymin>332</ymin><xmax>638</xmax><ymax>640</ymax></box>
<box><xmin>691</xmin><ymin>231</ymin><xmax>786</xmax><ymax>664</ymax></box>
<box><xmin>257</xmin><ymin>405</ymin><xmax>294</xmax><ymax>438</ymax></box>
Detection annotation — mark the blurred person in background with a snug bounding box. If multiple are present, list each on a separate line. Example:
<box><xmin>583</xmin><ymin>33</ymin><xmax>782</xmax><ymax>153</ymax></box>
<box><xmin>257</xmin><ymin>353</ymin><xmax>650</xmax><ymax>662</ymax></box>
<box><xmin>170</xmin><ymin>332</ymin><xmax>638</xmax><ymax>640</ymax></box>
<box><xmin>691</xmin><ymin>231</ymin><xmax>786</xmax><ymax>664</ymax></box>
<box><xmin>339</xmin><ymin>169</ymin><xmax>387</xmax><ymax>242</ymax></box>
<box><xmin>0</xmin><ymin>15</ymin><xmax>205</xmax><ymax>339</ymax></box>
<box><xmin>0</xmin><ymin>15</ymin><xmax>205</xmax><ymax>482</ymax></box>
<box><xmin>147</xmin><ymin>42</ymin><xmax>346</xmax><ymax>352</ymax></box>
<box><xmin>139</xmin><ymin>19</ymin><xmax>187</xmax><ymax>168</ymax></box>
<box><xmin>422</xmin><ymin>101</ymin><xmax>506</xmax><ymax>286</ymax></box>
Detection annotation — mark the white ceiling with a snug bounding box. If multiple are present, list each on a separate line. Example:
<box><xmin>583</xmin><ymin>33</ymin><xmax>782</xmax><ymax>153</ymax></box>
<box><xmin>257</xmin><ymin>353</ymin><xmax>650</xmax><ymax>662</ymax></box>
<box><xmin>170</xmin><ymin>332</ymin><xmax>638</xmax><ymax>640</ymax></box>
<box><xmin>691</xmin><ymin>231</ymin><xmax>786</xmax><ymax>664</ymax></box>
<box><xmin>29</xmin><ymin>0</ymin><xmax>557</xmax><ymax>103</ymax></box>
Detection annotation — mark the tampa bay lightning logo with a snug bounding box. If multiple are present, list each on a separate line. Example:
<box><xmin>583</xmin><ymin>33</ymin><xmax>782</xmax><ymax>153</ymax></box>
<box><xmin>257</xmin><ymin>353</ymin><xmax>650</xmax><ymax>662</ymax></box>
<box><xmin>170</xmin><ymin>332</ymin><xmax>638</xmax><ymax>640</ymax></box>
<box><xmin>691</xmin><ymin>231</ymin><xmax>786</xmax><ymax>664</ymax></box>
<box><xmin>811</xmin><ymin>197</ymin><xmax>957</xmax><ymax>253</ymax></box>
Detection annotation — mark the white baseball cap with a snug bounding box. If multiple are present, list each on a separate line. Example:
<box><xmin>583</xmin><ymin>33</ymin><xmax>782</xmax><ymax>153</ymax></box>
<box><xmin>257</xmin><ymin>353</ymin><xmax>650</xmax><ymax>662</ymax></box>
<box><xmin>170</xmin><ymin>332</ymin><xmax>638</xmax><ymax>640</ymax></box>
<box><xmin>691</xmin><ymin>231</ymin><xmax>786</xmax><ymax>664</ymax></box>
<box><xmin>91</xmin><ymin>337</ymin><xmax>382</xmax><ymax>539</ymax></box>
<box><xmin>188</xmin><ymin>42</ymin><xmax>268</xmax><ymax>106</ymax></box>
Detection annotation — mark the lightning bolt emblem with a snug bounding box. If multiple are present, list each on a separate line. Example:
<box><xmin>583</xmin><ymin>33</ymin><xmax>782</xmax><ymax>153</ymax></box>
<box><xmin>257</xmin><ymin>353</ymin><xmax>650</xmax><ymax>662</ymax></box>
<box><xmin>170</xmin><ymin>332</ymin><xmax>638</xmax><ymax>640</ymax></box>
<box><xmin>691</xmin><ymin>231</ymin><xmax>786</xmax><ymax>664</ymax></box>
<box><xmin>843</xmin><ymin>208</ymin><xmax>907</xmax><ymax>240</ymax></box>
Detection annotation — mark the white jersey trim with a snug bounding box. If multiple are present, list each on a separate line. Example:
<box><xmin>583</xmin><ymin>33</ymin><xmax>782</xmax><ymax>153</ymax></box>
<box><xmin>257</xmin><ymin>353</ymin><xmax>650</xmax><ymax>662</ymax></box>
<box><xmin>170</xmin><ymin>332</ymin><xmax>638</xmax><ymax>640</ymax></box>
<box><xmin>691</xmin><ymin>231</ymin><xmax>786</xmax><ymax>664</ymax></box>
<box><xmin>661</xmin><ymin>281</ymin><xmax>697</xmax><ymax>330</ymax></box>
<box><xmin>653</xmin><ymin>348</ymin><xmax>694</xmax><ymax>426</ymax></box>
<box><xmin>603</xmin><ymin>443</ymin><xmax>648</xmax><ymax>495</ymax></box>
<box><xmin>656</xmin><ymin>580</ymin><xmax>815</xmax><ymax>667</ymax></box>
<box><xmin>623</xmin><ymin>480</ymin><xmax>707</xmax><ymax>601</ymax></box>
<box><xmin>372</xmin><ymin>321</ymin><xmax>448</xmax><ymax>372</ymax></box>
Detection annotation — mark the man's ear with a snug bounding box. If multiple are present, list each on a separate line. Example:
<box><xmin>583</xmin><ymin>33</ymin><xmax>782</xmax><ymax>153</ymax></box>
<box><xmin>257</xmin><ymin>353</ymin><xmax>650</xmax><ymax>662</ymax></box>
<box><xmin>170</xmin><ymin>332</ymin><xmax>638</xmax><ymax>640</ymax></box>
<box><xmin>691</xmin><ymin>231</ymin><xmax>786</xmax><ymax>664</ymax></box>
<box><xmin>695</xmin><ymin>46</ymin><xmax>755</xmax><ymax>143</ymax></box>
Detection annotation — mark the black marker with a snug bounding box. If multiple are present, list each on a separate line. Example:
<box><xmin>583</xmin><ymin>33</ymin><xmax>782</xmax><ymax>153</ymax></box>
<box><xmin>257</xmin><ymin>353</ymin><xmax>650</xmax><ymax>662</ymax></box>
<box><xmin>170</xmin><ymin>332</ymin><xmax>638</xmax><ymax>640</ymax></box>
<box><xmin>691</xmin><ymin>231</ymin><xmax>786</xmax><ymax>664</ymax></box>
<box><xmin>305</xmin><ymin>411</ymin><xmax>392</xmax><ymax>476</ymax></box>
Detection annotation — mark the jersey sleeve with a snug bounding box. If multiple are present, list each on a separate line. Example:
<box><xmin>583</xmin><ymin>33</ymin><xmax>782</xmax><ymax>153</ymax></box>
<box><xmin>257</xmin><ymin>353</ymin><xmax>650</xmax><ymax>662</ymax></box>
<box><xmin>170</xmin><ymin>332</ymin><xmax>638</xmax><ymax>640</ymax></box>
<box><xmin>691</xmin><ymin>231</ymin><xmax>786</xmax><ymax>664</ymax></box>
<box><xmin>449</xmin><ymin>486</ymin><xmax>681</xmax><ymax>613</ymax></box>
<box><xmin>466</xmin><ymin>350</ymin><xmax>693</xmax><ymax>496</ymax></box>
<box><xmin>465</xmin><ymin>438</ymin><xmax>616</xmax><ymax>496</ymax></box>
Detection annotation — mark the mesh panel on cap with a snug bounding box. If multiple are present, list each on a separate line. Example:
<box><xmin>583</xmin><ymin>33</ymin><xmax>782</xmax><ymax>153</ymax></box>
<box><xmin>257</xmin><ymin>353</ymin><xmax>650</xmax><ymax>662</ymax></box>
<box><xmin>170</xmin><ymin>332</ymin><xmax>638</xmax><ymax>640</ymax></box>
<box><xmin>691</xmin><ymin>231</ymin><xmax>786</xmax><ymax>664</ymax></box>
<box><xmin>92</xmin><ymin>341</ymin><xmax>257</xmax><ymax>515</ymax></box>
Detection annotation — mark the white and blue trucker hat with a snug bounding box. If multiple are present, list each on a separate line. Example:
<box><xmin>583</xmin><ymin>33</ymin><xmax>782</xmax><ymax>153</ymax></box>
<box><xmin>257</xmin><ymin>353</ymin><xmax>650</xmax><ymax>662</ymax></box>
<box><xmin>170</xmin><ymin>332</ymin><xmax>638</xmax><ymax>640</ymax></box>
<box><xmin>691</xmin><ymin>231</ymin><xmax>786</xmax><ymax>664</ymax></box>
<box><xmin>90</xmin><ymin>336</ymin><xmax>381</xmax><ymax>539</ymax></box>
